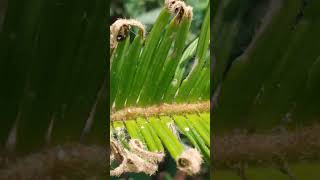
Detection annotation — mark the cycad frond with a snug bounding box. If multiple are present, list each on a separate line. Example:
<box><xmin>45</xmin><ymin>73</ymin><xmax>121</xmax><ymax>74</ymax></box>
<box><xmin>110</xmin><ymin>0</ymin><xmax>210</xmax><ymax>176</ymax></box>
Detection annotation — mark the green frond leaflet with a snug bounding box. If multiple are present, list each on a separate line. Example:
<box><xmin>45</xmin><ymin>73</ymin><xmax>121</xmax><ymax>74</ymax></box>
<box><xmin>110</xmin><ymin>0</ymin><xmax>211</xmax><ymax>176</ymax></box>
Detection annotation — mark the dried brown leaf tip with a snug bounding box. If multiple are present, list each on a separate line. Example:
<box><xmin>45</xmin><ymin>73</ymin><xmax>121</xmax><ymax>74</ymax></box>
<box><xmin>165</xmin><ymin>0</ymin><xmax>193</xmax><ymax>21</ymax></box>
<box><xmin>129</xmin><ymin>139</ymin><xmax>165</xmax><ymax>163</ymax></box>
<box><xmin>110</xmin><ymin>19</ymin><xmax>145</xmax><ymax>49</ymax></box>
<box><xmin>110</xmin><ymin>138</ymin><xmax>165</xmax><ymax>176</ymax></box>
<box><xmin>177</xmin><ymin>148</ymin><xmax>203</xmax><ymax>175</ymax></box>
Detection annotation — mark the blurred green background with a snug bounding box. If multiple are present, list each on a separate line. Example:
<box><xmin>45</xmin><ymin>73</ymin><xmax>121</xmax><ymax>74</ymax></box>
<box><xmin>0</xmin><ymin>0</ymin><xmax>107</xmax><ymax>178</ymax></box>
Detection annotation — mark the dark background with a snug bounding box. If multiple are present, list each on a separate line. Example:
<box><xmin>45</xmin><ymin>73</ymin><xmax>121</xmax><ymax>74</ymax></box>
<box><xmin>0</xmin><ymin>0</ymin><xmax>109</xmax><ymax>179</ymax></box>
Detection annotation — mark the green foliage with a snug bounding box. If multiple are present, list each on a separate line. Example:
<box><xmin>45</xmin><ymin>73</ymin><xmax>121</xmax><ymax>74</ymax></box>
<box><xmin>213</xmin><ymin>0</ymin><xmax>320</xmax><ymax>131</ymax></box>
<box><xmin>213</xmin><ymin>0</ymin><xmax>320</xmax><ymax>179</ymax></box>
<box><xmin>0</xmin><ymin>0</ymin><xmax>107</xmax><ymax>153</ymax></box>
<box><xmin>110</xmin><ymin>1</ymin><xmax>210</xmax><ymax>177</ymax></box>
<box><xmin>111</xmin><ymin>113</ymin><xmax>210</xmax><ymax>162</ymax></box>
<box><xmin>111</xmin><ymin>0</ymin><xmax>209</xmax><ymax>36</ymax></box>
<box><xmin>111</xmin><ymin>6</ymin><xmax>210</xmax><ymax>110</ymax></box>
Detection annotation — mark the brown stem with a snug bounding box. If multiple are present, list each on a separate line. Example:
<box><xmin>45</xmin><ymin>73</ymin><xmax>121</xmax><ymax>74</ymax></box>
<box><xmin>111</xmin><ymin>101</ymin><xmax>210</xmax><ymax>121</ymax></box>
<box><xmin>213</xmin><ymin>124</ymin><xmax>320</xmax><ymax>168</ymax></box>
<box><xmin>0</xmin><ymin>144</ymin><xmax>105</xmax><ymax>180</ymax></box>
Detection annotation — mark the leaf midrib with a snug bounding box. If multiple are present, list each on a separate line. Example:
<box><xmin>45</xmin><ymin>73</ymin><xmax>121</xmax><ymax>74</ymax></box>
<box><xmin>111</xmin><ymin>101</ymin><xmax>210</xmax><ymax>121</ymax></box>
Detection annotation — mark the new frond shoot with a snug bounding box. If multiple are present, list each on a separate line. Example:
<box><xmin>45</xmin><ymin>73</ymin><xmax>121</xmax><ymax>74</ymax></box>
<box><xmin>109</xmin><ymin>0</ymin><xmax>210</xmax><ymax>177</ymax></box>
